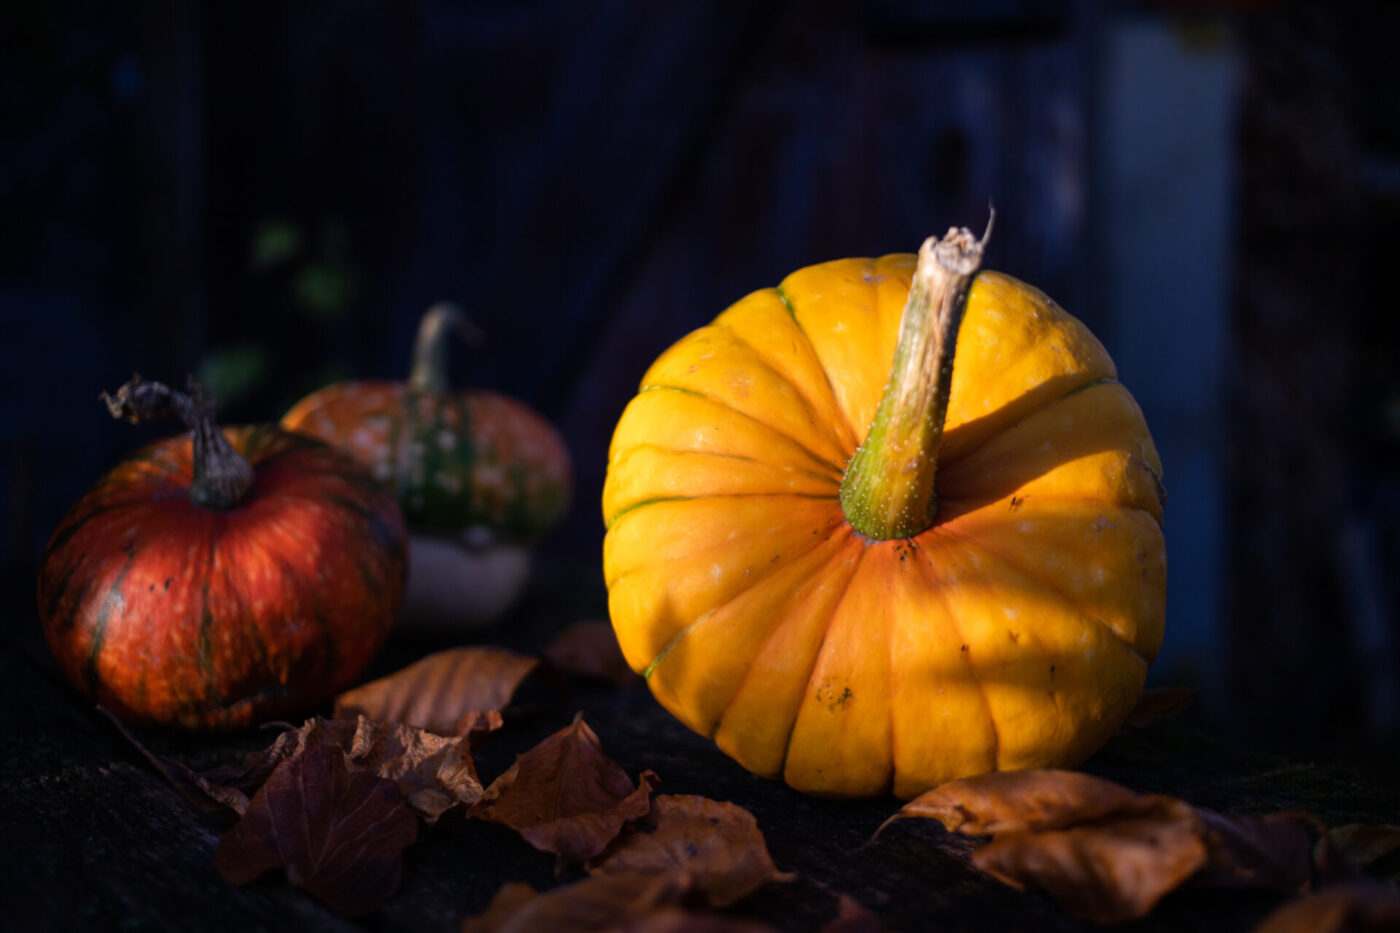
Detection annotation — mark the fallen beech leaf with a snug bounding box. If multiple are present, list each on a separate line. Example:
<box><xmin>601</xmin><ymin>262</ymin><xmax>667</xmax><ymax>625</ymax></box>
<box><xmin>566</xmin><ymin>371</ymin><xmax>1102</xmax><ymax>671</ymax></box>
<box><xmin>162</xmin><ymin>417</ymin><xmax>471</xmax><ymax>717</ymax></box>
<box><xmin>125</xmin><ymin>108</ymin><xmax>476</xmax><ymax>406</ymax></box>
<box><xmin>101</xmin><ymin>707</ymin><xmax>254</xmax><ymax>818</ymax></box>
<box><xmin>214</xmin><ymin>744</ymin><xmax>418</xmax><ymax>917</ymax></box>
<box><xmin>334</xmin><ymin>646</ymin><xmax>539</xmax><ymax>734</ymax></box>
<box><xmin>1254</xmin><ymin>883</ymin><xmax>1400</xmax><ymax>933</ymax></box>
<box><xmin>888</xmin><ymin>769</ymin><xmax>1325</xmax><ymax>923</ymax></box>
<box><xmin>887</xmin><ymin>769</ymin><xmax>1157</xmax><ymax>837</ymax></box>
<box><xmin>1329</xmin><ymin>823</ymin><xmax>1400</xmax><ymax>877</ymax></box>
<box><xmin>205</xmin><ymin>716</ymin><xmax>485</xmax><ymax>822</ymax></box>
<box><xmin>1119</xmin><ymin>686</ymin><xmax>1196</xmax><ymax>732</ymax></box>
<box><xmin>819</xmin><ymin>895</ymin><xmax>882</xmax><ymax>933</ymax></box>
<box><xmin>473</xmin><ymin>713</ymin><xmax>658</xmax><ymax>867</ymax></box>
<box><xmin>592</xmin><ymin>795</ymin><xmax>796</xmax><ymax>908</ymax></box>
<box><xmin>971</xmin><ymin>809</ymin><xmax>1208</xmax><ymax>923</ymax></box>
<box><xmin>542</xmin><ymin>620</ymin><xmax>641</xmax><ymax>687</ymax></box>
<box><xmin>1195</xmin><ymin>809</ymin><xmax>1320</xmax><ymax>891</ymax></box>
<box><xmin>462</xmin><ymin>873</ymin><xmax>688</xmax><ymax>933</ymax></box>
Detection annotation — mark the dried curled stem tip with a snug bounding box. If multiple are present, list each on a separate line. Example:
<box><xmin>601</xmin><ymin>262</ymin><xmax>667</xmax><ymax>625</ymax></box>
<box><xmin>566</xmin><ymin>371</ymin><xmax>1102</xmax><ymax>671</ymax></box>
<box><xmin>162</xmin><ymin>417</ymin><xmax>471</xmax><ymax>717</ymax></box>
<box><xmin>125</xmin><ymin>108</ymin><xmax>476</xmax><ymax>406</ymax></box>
<box><xmin>102</xmin><ymin>374</ymin><xmax>200</xmax><ymax>425</ymax></box>
<box><xmin>924</xmin><ymin>207</ymin><xmax>995</xmax><ymax>278</ymax></box>
<box><xmin>100</xmin><ymin>374</ymin><xmax>255</xmax><ymax>510</ymax></box>
<box><xmin>409</xmin><ymin>302</ymin><xmax>485</xmax><ymax>393</ymax></box>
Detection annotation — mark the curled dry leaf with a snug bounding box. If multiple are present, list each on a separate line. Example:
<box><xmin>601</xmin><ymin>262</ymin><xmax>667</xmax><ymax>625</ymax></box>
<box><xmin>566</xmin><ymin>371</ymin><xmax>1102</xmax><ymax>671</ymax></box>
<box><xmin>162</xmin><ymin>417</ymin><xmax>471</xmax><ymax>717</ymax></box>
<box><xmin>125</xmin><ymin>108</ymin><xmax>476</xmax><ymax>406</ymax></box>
<box><xmin>592</xmin><ymin>795</ymin><xmax>796</xmax><ymax>908</ymax></box>
<box><xmin>1195</xmin><ymin>809</ymin><xmax>1321</xmax><ymax>891</ymax></box>
<box><xmin>542</xmin><ymin>620</ymin><xmax>641</xmax><ymax>687</ymax></box>
<box><xmin>214</xmin><ymin>744</ymin><xmax>419</xmax><ymax>917</ymax></box>
<box><xmin>888</xmin><ymin>769</ymin><xmax>1325</xmax><ymax>924</ymax></box>
<box><xmin>1254</xmin><ymin>883</ymin><xmax>1400</xmax><ymax>933</ymax></box>
<box><xmin>100</xmin><ymin>706</ymin><xmax>256</xmax><ymax>819</ymax></box>
<box><xmin>122</xmin><ymin>715</ymin><xmax>485</xmax><ymax>823</ymax></box>
<box><xmin>971</xmin><ymin>808</ymin><xmax>1207</xmax><ymax>924</ymax></box>
<box><xmin>462</xmin><ymin>872</ymin><xmax>688</xmax><ymax>933</ymax></box>
<box><xmin>887</xmin><ymin>769</ymin><xmax>1155</xmax><ymax>837</ymax></box>
<box><xmin>819</xmin><ymin>895</ymin><xmax>883</xmax><ymax>933</ymax></box>
<box><xmin>473</xmin><ymin>713</ymin><xmax>658</xmax><ymax>867</ymax></box>
<box><xmin>462</xmin><ymin>874</ymin><xmax>778</xmax><ymax>933</ymax></box>
<box><xmin>334</xmin><ymin>646</ymin><xmax>540</xmax><ymax>735</ymax></box>
<box><xmin>1329</xmin><ymin>823</ymin><xmax>1400</xmax><ymax>878</ymax></box>
<box><xmin>1119</xmin><ymin>686</ymin><xmax>1196</xmax><ymax>732</ymax></box>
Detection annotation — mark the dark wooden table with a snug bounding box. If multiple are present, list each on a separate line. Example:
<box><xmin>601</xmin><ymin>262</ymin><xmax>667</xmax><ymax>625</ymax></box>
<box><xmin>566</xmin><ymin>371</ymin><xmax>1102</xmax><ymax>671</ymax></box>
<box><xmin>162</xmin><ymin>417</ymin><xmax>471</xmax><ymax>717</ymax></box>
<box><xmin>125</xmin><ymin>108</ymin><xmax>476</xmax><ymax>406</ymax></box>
<box><xmin>4</xmin><ymin>572</ymin><xmax>1398</xmax><ymax>932</ymax></box>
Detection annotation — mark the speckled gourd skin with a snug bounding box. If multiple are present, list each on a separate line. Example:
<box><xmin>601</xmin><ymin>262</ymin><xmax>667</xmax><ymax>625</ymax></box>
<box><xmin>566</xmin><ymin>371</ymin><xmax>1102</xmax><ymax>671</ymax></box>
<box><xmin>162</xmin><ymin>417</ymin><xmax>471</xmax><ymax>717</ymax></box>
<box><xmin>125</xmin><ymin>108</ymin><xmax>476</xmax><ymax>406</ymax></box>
<box><xmin>283</xmin><ymin>385</ymin><xmax>571</xmax><ymax>540</ymax></box>
<box><xmin>602</xmin><ymin>253</ymin><xmax>1166</xmax><ymax>800</ymax></box>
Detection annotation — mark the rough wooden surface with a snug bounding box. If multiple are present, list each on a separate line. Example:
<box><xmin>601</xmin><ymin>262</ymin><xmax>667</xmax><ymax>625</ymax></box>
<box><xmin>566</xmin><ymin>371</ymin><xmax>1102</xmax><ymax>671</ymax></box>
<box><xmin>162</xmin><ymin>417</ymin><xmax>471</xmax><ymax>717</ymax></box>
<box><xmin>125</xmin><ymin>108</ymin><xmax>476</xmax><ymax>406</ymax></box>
<box><xmin>5</xmin><ymin>572</ymin><xmax>1399</xmax><ymax>933</ymax></box>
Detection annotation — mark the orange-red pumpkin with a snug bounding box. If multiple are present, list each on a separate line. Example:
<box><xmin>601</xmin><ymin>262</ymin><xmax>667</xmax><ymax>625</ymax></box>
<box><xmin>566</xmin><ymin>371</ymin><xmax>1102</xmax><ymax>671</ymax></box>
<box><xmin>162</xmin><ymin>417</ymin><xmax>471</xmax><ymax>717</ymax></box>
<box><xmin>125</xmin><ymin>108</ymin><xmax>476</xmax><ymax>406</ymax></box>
<box><xmin>602</xmin><ymin>225</ymin><xmax>1167</xmax><ymax>799</ymax></box>
<box><xmin>37</xmin><ymin>377</ymin><xmax>407</xmax><ymax>730</ymax></box>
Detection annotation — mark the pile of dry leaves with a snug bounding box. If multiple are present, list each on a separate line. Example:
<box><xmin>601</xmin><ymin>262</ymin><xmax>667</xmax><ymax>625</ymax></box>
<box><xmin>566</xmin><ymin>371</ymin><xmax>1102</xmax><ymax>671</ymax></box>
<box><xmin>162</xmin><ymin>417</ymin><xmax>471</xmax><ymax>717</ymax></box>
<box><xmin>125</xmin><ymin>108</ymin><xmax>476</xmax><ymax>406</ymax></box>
<box><xmin>110</xmin><ymin>626</ymin><xmax>1400</xmax><ymax>931</ymax></box>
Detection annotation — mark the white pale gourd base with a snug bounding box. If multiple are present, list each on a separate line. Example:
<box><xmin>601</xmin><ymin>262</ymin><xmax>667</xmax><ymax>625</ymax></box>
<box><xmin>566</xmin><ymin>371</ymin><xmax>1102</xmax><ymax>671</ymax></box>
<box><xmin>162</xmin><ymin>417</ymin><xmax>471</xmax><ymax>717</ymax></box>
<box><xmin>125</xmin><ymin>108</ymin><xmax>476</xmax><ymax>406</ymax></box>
<box><xmin>397</xmin><ymin>529</ymin><xmax>531</xmax><ymax>631</ymax></box>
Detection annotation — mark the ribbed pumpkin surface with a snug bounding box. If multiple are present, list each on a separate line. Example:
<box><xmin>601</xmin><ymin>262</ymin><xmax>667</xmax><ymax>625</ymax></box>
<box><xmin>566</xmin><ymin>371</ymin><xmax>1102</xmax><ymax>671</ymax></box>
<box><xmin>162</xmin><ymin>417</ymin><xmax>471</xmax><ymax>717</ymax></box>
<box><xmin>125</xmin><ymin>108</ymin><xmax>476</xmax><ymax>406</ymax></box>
<box><xmin>37</xmin><ymin>426</ymin><xmax>407</xmax><ymax>730</ymax></box>
<box><xmin>602</xmin><ymin>254</ymin><xmax>1166</xmax><ymax>799</ymax></box>
<box><xmin>283</xmin><ymin>385</ymin><xmax>571</xmax><ymax>539</ymax></box>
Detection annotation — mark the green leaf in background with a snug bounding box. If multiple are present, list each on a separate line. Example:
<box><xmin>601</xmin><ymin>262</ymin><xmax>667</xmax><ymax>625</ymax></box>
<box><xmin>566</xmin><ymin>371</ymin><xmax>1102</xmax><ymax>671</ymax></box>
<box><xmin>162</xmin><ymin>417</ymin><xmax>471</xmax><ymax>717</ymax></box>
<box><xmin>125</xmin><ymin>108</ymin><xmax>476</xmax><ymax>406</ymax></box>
<box><xmin>250</xmin><ymin>219</ymin><xmax>303</xmax><ymax>272</ymax></box>
<box><xmin>293</xmin><ymin>263</ymin><xmax>355</xmax><ymax>321</ymax></box>
<box><xmin>197</xmin><ymin>342</ymin><xmax>271</xmax><ymax>410</ymax></box>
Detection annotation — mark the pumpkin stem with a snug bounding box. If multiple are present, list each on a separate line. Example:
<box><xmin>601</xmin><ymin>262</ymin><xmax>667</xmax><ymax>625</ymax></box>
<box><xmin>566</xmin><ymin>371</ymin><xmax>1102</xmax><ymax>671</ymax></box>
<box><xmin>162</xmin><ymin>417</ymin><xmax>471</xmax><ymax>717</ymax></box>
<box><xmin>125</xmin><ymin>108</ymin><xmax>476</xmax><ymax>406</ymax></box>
<box><xmin>407</xmin><ymin>302</ymin><xmax>483</xmax><ymax>394</ymax></box>
<box><xmin>101</xmin><ymin>375</ymin><xmax>255</xmax><ymax>510</ymax></box>
<box><xmin>838</xmin><ymin>215</ymin><xmax>992</xmax><ymax>540</ymax></box>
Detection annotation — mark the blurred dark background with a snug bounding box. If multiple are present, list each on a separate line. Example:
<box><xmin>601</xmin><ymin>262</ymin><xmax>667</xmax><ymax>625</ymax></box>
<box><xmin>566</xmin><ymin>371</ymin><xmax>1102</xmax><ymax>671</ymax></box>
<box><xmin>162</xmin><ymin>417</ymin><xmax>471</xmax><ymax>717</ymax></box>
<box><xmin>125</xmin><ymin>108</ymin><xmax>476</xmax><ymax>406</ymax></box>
<box><xmin>3</xmin><ymin>1</ymin><xmax>1397</xmax><ymax>780</ymax></box>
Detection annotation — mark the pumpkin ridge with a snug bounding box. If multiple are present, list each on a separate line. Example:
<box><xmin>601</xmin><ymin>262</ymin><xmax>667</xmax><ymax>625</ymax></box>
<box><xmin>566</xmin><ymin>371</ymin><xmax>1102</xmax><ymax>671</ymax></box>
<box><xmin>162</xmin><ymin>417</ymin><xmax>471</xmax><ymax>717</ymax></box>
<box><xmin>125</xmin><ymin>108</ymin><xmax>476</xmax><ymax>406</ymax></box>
<box><xmin>86</xmin><ymin>547</ymin><xmax>141</xmax><ymax>698</ymax></box>
<box><xmin>195</xmin><ymin>581</ymin><xmax>227</xmax><ymax>706</ymax></box>
<box><xmin>639</xmin><ymin>522</ymin><xmax>852</xmax><ymax>681</ymax></box>
<box><xmin>940</xmin><ymin>374</ymin><xmax>1124</xmax><ymax>471</ymax></box>
<box><xmin>912</xmin><ymin>545</ymin><xmax>1001</xmax><ymax>773</ymax></box>
<box><xmin>931</xmin><ymin>523</ymin><xmax>1150</xmax><ymax>667</ymax></box>
<box><xmin>636</xmin><ymin>384</ymin><xmax>845</xmax><ymax>475</ymax></box>
<box><xmin>774</xmin><ymin>278</ymin><xmax>879</xmax><ymax>449</ymax></box>
<box><xmin>780</xmin><ymin>541</ymin><xmax>872</xmax><ymax>788</ymax></box>
<box><xmin>616</xmin><ymin>444</ymin><xmax>842</xmax><ymax>486</ymax></box>
<box><xmin>604</xmin><ymin>491</ymin><xmax>836</xmax><ymax>536</ymax></box>
<box><xmin>710</xmin><ymin>532</ymin><xmax>863</xmax><ymax>750</ymax></box>
<box><xmin>712</xmin><ymin>314</ymin><xmax>853</xmax><ymax>461</ymax></box>
<box><xmin>938</xmin><ymin>495</ymin><xmax>1162</xmax><ymax>528</ymax></box>
<box><xmin>42</xmin><ymin>501</ymin><xmax>129</xmax><ymax>562</ymax></box>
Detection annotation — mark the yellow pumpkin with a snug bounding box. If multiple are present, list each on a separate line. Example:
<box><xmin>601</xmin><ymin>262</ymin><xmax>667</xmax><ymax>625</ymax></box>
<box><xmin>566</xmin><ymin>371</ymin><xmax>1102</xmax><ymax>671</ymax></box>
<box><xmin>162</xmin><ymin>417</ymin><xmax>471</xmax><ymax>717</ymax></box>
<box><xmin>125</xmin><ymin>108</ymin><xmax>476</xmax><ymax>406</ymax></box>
<box><xmin>601</xmin><ymin>225</ymin><xmax>1166</xmax><ymax>799</ymax></box>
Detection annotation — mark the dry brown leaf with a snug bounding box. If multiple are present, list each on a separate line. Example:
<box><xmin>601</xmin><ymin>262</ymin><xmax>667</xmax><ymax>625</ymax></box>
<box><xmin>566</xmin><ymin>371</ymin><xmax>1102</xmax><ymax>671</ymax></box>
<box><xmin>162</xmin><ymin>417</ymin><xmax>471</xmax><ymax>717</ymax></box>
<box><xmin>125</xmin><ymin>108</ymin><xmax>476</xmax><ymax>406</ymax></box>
<box><xmin>890</xmin><ymin>769</ymin><xmax>1325</xmax><ymax>924</ymax></box>
<box><xmin>1119</xmin><ymin>686</ymin><xmax>1196</xmax><ymax>732</ymax></box>
<box><xmin>819</xmin><ymin>895</ymin><xmax>883</xmax><ymax>933</ymax></box>
<box><xmin>542</xmin><ymin>620</ymin><xmax>641</xmax><ymax>687</ymax></box>
<box><xmin>1195</xmin><ymin>809</ymin><xmax>1321</xmax><ymax>891</ymax></box>
<box><xmin>620</xmin><ymin>909</ymin><xmax>778</xmax><ymax>932</ymax></box>
<box><xmin>1254</xmin><ymin>883</ymin><xmax>1400</xmax><ymax>933</ymax></box>
<box><xmin>461</xmin><ymin>872</ymin><xmax>688</xmax><ymax>933</ymax></box>
<box><xmin>1329</xmin><ymin>823</ymin><xmax>1400</xmax><ymax>877</ymax></box>
<box><xmin>214</xmin><ymin>744</ymin><xmax>419</xmax><ymax>917</ymax></box>
<box><xmin>242</xmin><ymin>716</ymin><xmax>484</xmax><ymax>821</ymax></box>
<box><xmin>888</xmin><ymin>768</ymin><xmax>1158</xmax><ymax>837</ymax></box>
<box><xmin>461</xmin><ymin>875</ymin><xmax>777</xmax><ymax>933</ymax></box>
<box><xmin>100</xmin><ymin>706</ymin><xmax>256</xmax><ymax>819</ymax></box>
<box><xmin>592</xmin><ymin>795</ymin><xmax>796</xmax><ymax>908</ymax></box>
<box><xmin>971</xmin><ymin>808</ymin><xmax>1208</xmax><ymax>923</ymax></box>
<box><xmin>125</xmin><ymin>716</ymin><xmax>484</xmax><ymax>823</ymax></box>
<box><xmin>473</xmin><ymin>713</ymin><xmax>658</xmax><ymax>867</ymax></box>
<box><xmin>334</xmin><ymin>646</ymin><xmax>540</xmax><ymax>734</ymax></box>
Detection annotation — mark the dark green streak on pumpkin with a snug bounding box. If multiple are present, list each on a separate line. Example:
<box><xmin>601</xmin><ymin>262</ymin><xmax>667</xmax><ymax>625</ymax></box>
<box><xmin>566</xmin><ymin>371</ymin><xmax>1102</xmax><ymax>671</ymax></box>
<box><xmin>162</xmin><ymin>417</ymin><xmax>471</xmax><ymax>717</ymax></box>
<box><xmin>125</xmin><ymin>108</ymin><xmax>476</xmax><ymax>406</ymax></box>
<box><xmin>42</xmin><ymin>502</ymin><xmax>126</xmax><ymax>561</ymax></box>
<box><xmin>196</xmin><ymin>581</ymin><xmax>227</xmax><ymax>706</ymax></box>
<box><xmin>85</xmin><ymin>550</ymin><xmax>140</xmax><ymax>698</ymax></box>
<box><xmin>323</xmin><ymin>493</ymin><xmax>404</xmax><ymax>560</ymax></box>
<box><xmin>42</xmin><ymin>558</ymin><xmax>80</xmax><ymax>629</ymax></box>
